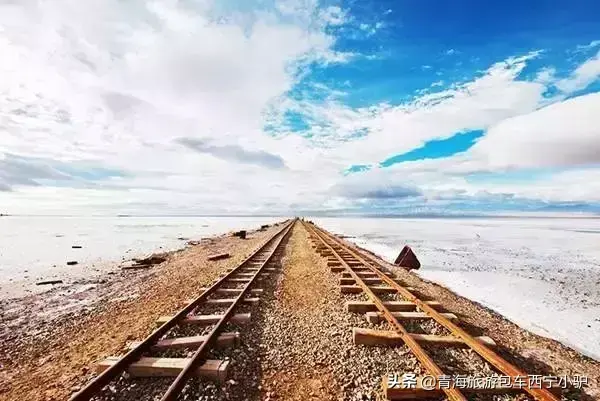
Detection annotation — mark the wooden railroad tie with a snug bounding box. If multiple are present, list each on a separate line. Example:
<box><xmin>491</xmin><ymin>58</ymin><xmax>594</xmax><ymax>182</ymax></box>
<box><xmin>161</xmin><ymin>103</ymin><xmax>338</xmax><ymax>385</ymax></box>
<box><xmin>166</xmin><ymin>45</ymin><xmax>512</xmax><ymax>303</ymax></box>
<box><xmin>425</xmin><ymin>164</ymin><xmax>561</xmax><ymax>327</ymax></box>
<box><xmin>156</xmin><ymin>313</ymin><xmax>251</xmax><ymax>326</ymax></box>
<box><xmin>207</xmin><ymin>252</ymin><xmax>230</xmax><ymax>261</ymax></box>
<box><xmin>233</xmin><ymin>272</ymin><xmax>265</xmax><ymax>278</ymax></box>
<box><xmin>353</xmin><ymin>328</ymin><xmax>495</xmax><ymax>347</ymax></box>
<box><xmin>199</xmin><ymin>288</ymin><xmax>264</xmax><ymax>295</ymax></box>
<box><xmin>331</xmin><ymin>265</ymin><xmax>394</xmax><ymax>276</ymax></box>
<box><xmin>226</xmin><ymin>278</ymin><xmax>252</xmax><ymax>283</ymax></box>
<box><xmin>233</xmin><ymin>267</ymin><xmax>278</xmax><ymax>273</ymax></box>
<box><xmin>97</xmin><ymin>357</ymin><xmax>229</xmax><ymax>382</ymax></box>
<box><xmin>364</xmin><ymin>311</ymin><xmax>458</xmax><ymax>324</ymax></box>
<box><xmin>341</xmin><ymin>271</ymin><xmax>379</xmax><ymax>278</ymax></box>
<box><xmin>206</xmin><ymin>297</ymin><xmax>259</xmax><ymax>306</ymax></box>
<box><xmin>348</xmin><ymin>265</ymin><xmax>373</xmax><ymax>271</ymax></box>
<box><xmin>340</xmin><ymin>277</ymin><xmax>382</xmax><ymax>285</ymax></box>
<box><xmin>346</xmin><ymin>300</ymin><xmax>443</xmax><ymax>313</ymax></box>
<box><xmin>128</xmin><ymin>332</ymin><xmax>240</xmax><ymax>350</ymax></box>
<box><xmin>340</xmin><ymin>285</ymin><xmax>416</xmax><ymax>294</ymax></box>
<box><xmin>182</xmin><ymin>297</ymin><xmax>260</xmax><ymax>306</ymax></box>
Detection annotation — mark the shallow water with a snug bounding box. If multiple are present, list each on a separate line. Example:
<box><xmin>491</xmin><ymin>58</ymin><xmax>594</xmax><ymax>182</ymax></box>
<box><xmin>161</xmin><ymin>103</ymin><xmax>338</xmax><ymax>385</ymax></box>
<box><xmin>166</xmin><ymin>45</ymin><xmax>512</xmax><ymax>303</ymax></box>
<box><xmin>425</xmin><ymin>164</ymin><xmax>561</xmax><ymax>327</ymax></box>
<box><xmin>311</xmin><ymin>216</ymin><xmax>600</xmax><ymax>361</ymax></box>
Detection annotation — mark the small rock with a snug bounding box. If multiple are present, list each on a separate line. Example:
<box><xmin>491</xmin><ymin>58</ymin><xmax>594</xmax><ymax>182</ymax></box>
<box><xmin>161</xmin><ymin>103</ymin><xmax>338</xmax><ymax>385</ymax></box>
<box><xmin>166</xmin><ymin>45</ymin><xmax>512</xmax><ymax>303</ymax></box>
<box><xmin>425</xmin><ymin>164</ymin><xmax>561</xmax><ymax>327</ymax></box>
<box><xmin>134</xmin><ymin>254</ymin><xmax>167</xmax><ymax>265</ymax></box>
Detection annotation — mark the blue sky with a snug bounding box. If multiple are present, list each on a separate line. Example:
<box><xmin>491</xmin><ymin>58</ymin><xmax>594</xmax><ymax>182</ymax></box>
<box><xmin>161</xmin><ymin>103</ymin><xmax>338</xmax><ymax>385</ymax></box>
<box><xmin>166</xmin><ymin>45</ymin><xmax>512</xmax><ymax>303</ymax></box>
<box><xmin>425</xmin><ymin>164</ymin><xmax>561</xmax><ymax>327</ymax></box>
<box><xmin>292</xmin><ymin>0</ymin><xmax>599</xmax><ymax>105</ymax></box>
<box><xmin>0</xmin><ymin>0</ymin><xmax>599</xmax><ymax>215</ymax></box>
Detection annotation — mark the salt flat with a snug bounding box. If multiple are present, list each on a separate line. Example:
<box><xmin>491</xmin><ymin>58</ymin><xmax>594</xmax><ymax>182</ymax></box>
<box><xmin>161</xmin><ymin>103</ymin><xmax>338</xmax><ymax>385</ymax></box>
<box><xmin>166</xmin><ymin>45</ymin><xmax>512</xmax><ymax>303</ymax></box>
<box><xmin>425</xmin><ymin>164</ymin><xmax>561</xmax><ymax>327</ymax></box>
<box><xmin>312</xmin><ymin>216</ymin><xmax>600</xmax><ymax>361</ymax></box>
<box><xmin>0</xmin><ymin>216</ymin><xmax>280</xmax><ymax>299</ymax></box>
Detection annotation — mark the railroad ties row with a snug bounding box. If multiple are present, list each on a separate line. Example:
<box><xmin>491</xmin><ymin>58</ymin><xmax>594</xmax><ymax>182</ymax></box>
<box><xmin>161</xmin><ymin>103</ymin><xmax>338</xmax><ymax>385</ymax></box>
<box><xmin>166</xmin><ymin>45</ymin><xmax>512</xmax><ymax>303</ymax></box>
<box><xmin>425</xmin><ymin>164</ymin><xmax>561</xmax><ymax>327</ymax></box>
<box><xmin>72</xmin><ymin>220</ymin><xmax>294</xmax><ymax>401</ymax></box>
<box><xmin>303</xmin><ymin>221</ymin><xmax>561</xmax><ymax>401</ymax></box>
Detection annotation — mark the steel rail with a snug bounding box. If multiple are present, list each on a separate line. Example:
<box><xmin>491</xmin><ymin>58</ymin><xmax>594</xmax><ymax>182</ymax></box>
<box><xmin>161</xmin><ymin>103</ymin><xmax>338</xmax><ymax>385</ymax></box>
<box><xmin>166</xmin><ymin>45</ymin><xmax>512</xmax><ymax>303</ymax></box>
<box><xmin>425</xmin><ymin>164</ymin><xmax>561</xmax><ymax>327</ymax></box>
<box><xmin>308</xmin><ymin>222</ymin><xmax>559</xmax><ymax>401</ymax></box>
<box><xmin>71</xmin><ymin>219</ymin><xmax>294</xmax><ymax>401</ymax></box>
<box><xmin>303</xmin><ymin>221</ymin><xmax>467</xmax><ymax>401</ymax></box>
<box><xmin>160</xmin><ymin>219</ymin><xmax>295</xmax><ymax>400</ymax></box>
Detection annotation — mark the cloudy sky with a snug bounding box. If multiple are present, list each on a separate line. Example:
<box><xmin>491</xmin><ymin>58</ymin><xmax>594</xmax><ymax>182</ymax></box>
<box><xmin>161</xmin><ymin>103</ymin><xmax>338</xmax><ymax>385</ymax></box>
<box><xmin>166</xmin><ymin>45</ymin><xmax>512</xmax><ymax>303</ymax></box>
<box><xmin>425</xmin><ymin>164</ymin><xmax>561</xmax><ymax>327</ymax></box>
<box><xmin>1</xmin><ymin>0</ymin><xmax>599</xmax><ymax>215</ymax></box>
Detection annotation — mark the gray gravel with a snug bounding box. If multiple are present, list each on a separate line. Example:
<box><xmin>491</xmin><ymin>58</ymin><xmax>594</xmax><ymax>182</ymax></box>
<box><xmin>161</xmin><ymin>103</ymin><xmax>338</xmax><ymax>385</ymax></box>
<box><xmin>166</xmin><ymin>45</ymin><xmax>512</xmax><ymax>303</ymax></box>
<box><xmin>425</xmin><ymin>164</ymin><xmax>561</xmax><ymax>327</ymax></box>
<box><xmin>83</xmin><ymin>225</ymin><xmax>538</xmax><ymax>401</ymax></box>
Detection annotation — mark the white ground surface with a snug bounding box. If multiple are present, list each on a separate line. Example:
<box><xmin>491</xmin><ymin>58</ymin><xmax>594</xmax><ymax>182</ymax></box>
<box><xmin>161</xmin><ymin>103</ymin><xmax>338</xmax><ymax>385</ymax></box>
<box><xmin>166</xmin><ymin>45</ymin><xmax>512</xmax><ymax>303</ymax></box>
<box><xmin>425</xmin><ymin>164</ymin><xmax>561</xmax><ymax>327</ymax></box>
<box><xmin>0</xmin><ymin>216</ymin><xmax>281</xmax><ymax>299</ymax></box>
<box><xmin>312</xmin><ymin>216</ymin><xmax>600</xmax><ymax>361</ymax></box>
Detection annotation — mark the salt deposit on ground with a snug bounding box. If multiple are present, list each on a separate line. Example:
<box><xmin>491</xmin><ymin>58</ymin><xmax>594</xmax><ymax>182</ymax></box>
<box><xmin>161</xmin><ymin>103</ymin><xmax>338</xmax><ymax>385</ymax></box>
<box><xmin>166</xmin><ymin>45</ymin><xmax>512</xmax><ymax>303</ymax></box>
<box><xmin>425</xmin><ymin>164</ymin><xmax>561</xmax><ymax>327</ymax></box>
<box><xmin>0</xmin><ymin>216</ymin><xmax>280</xmax><ymax>299</ymax></box>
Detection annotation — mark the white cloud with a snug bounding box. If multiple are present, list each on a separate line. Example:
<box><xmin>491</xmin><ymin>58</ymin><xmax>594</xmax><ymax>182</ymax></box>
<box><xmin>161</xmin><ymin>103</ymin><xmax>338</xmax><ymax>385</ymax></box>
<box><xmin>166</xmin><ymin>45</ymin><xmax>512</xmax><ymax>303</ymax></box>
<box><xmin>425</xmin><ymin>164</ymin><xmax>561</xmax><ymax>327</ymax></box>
<box><xmin>462</xmin><ymin>168</ymin><xmax>600</xmax><ymax>203</ymax></box>
<box><xmin>469</xmin><ymin>92</ymin><xmax>600</xmax><ymax>169</ymax></box>
<box><xmin>319</xmin><ymin>6</ymin><xmax>346</xmax><ymax>26</ymax></box>
<box><xmin>358</xmin><ymin>21</ymin><xmax>384</xmax><ymax>37</ymax></box>
<box><xmin>333</xmin><ymin>160</ymin><xmax>600</xmax><ymax>207</ymax></box>
<box><xmin>0</xmin><ymin>0</ymin><xmax>352</xmax><ymax>214</ymax></box>
<box><xmin>535</xmin><ymin>67</ymin><xmax>556</xmax><ymax>84</ymax></box>
<box><xmin>556</xmin><ymin>50</ymin><xmax>600</xmax><ymax>93</ymax></box>
<box><xmin>576</xmin><ymin>40</ymin><xmax>600</xmax><ymax>51</ymax></box>
<box><xmin>332</xmin><ymin>168</ymin><xmax>422</xmax><ymax>200</ymax></box>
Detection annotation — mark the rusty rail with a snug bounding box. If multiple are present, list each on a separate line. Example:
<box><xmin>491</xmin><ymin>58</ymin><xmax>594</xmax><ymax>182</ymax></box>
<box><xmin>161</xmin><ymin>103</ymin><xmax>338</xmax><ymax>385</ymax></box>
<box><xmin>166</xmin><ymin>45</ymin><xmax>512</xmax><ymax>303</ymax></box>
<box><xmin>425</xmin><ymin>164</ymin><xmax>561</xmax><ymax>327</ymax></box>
<box><xmin>303</xmin><ymin>220</ymin><xmax>559</xmax><ymax>401</ymax></box>
<box><xmin>71</xmin><ymin>219</ymin><xmax>295</xmax><ymax>401</ymax></box>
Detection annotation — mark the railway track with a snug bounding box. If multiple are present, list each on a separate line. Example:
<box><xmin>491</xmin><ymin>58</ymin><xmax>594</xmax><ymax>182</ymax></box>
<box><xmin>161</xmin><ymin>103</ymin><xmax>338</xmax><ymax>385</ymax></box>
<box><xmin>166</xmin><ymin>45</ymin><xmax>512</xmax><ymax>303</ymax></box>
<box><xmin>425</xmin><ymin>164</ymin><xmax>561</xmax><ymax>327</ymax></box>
<box><xmin>303</xmin><ymin>220</ymin><xmax>560</xmax><ymax>401</ymax></box>
<box><xmin>70</xmin><ymin>219</ymin><xmax>295</xmax><ymax>401</ymax></box>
